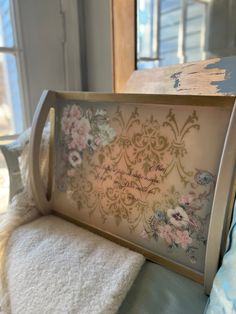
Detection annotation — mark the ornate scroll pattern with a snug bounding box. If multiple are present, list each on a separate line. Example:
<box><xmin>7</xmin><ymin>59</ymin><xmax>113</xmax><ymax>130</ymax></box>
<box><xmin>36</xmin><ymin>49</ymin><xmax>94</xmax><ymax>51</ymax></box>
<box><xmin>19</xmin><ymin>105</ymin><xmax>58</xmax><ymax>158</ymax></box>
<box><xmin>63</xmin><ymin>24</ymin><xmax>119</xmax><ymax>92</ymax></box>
<box><xmin>132</xmin><ymin>115</ymin><xmax>169</xmax><ymax>176</ymax></box>
<box><xmin>107</xmin><ymin>106</ymin><xmax>140</xmax><ymax>169</ymax></box>
<box><xmin>57</xmin><ymin>103</ymin><xmax>215</xmax><ymax>263</ymax></box>
<box><xmin>163</xmin><ymin>109</ymin><xmax>200</xmax><ymax>186</ymax></box>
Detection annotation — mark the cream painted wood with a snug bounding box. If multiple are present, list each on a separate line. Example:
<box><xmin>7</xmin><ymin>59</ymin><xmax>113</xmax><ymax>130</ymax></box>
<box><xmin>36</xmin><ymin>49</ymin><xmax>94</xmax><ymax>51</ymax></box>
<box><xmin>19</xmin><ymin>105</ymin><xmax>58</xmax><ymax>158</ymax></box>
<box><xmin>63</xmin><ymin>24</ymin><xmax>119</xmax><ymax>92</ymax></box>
<box><xmin>29</xmin><ymin>90</ymin><xmax>56</xmax><ymax>214</ymax></box>
<box><xmin>29</xmin><ymin>90</ymin><xmax>236</xmax><ymax>294</ymax></box>
<box><xmin>204</xmin><ymin>100</ymin><xmax>236</xmax><ymax>294</ymax></box>
<box><xmin>0</xmin><ymin>145</ymin><xmax>23</xmax><ymax>200</ymax></box>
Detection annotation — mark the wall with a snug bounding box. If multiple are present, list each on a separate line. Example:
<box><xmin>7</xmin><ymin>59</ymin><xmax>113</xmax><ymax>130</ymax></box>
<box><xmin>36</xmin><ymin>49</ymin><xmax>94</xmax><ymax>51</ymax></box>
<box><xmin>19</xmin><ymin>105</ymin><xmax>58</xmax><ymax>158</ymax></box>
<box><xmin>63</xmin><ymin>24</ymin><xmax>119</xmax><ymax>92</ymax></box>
<box><xmin>82</xmin><ymin>0</ymin><xmax>113</xmax><ymax>92</ymax></box>
<box><xmin>17</xmin><ymin>0</ymin><xmax>113</xmax><ymax>124</ymax></box>
<box><xmin>17</xmin><ymin>0</ymin><xmax>66</xmax><ymax>120</ymax></box>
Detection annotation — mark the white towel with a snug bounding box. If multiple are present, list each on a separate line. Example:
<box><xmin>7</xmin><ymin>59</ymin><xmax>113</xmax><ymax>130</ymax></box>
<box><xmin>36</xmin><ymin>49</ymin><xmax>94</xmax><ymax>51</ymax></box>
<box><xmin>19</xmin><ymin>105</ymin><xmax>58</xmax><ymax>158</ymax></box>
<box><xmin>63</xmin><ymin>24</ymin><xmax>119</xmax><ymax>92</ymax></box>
<box><xmin>6</xmin><ymin>215</ymin><xmax>144</xmax><ymax>314</ymax></box>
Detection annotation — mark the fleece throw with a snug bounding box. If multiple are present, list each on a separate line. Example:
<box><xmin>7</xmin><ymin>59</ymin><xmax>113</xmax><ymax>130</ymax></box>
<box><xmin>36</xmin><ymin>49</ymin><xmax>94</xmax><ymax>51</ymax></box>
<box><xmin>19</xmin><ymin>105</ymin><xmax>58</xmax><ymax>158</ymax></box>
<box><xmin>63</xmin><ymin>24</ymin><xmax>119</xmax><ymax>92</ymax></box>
<box><xmin>0</xmin><ymin>127</ymin><xmax>145</xmax><ymax>313</ymax></box>
<box><xmin>6</xmin><ymin>215</ymin><xmax>144</xmax><ymax>314</ymax></box>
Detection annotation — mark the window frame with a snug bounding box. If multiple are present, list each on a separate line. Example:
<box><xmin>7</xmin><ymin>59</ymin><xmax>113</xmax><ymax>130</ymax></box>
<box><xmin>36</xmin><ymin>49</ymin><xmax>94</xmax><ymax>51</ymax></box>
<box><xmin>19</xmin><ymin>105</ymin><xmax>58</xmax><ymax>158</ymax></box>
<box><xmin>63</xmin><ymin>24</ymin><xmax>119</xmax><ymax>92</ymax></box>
<box><xmin>11</xmin><ymin>0</ymin><xmax>31</xmax><ymax>130</ymax></box>
<box><xmin>0</xmin><ymin>0</ymin><xmax>83</xmax><ymax>143</ymax></box>
<box><xmin>110</xmin><ymin>0</ymin><xmax>211</xmax><ymax>92</ymax></box>
<box><xmin>111</xmin><ymin>0</ymin><xmax>136</xmax><ymax>92</ymax></box>
<box><xmin>0</xmin><ymin>0</ymin><xmax>31</xmax><ymax>142</ymax></box>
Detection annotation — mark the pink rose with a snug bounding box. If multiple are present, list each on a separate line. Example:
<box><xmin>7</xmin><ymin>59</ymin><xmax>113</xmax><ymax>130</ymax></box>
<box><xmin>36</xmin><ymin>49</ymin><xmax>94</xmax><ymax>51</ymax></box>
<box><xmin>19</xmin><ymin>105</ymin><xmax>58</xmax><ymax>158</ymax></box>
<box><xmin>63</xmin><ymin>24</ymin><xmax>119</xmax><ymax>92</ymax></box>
<box><xmin>94</xmin><ymin>136</ymin><xmax>102</xmax><ymax>146</ymax></box>
<box><xmin>179</xmin><ymin>195</ymin><xmax>193</xmax><ymax>206</ymax></box>
<box><xmin>140</xmin><ymin>230</ymin><xmax>149</xmax><ymax>240</ymax></box>
<box><xmin>61</xmin><ymin>116</ymin><xmax>78</xmax><ymax>135</ymax></box>
<box><xmin>175</xmin><ymin>230</ymin><xmax>192</xmax><ymax>250</ymax></box>
<box><xmin>62</xmin><ymin>106</ymin><xmax>70</xmax><ymax>118</ymax></box>
<box><xmin>71</xmin><ymin>118</ymin><xmax>91</xmax><ymax>151</ymax></box>
<box><xmin>68</xmin><ymin>141</ymin><xmax>77</xmax><ymax>150</ymax></box>
<box><xmin>71</xmin><ymin>134</ymin><xmax>87</xmax><ymax>151</ymax></box>
<box><xmin>74</xmin><ymin>117</ymin><xmax>91</xmax><ymax>136</ymax></box>
<box><xmin>61</xmin><ymin>117</ymin><xmax>71</xmax><ymax>135</ymax></box>
<box><xmin>158</xmin><ymin>224</ymin><xmax>174</xmax><ymax>245</ymax></box>
<box><xmin>70</xmin><ymin>104</ymin><xmax>82</xmax><ymax>119</ymax></box>
<box><xmin>67</xmin><ymin>169</ymin><xmax>76</xmax><ymax>177</ymax></box>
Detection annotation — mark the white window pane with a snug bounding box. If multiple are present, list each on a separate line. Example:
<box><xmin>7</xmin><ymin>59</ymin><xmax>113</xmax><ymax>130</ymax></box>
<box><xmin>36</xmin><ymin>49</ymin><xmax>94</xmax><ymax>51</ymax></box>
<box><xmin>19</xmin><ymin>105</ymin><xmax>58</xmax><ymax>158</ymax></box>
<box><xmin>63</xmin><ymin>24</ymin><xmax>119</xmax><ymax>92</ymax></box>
<box><xmin>0</xmin><ymin>0</ymin><xmax>14</xmax><ymax>47</ymax></box>
<box><xmin>137</xmin><ymin>0</ymin><xmax>158</xmax><ymax>59</ymax></box>
<box><xmin>136</xmin><ymin>0</ymin><xmax>207</xmax><ymax>69</ymax></box>
<box><xmin>0</xmin><ymin>52</ymin><xmax>23</xmax><ymax>136</ymax></box>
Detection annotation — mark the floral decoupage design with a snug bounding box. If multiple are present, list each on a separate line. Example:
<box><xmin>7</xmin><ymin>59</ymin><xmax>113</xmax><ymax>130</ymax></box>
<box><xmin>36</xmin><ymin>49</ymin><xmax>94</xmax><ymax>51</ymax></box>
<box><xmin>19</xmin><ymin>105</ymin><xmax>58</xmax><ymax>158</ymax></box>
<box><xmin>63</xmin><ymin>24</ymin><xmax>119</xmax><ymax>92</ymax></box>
<box><xmin>60</xmin><ymin>104</ymin><xmax>116</xmax><ymax>176</ymax></box>
<box><xmin>57</xmin><ymin>103</ymin><xmax>216</xmax><ymax>267</ymax></box>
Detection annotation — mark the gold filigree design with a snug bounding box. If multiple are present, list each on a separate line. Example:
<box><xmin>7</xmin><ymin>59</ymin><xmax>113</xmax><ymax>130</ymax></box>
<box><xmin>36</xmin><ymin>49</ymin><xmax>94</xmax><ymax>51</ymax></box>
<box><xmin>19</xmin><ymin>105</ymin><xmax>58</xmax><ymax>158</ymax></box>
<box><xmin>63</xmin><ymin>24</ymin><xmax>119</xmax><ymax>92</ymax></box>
<box><xmin>107</xmin><ymin>107</ymin><xmax>140</xmax><ymax>169</ymax></box>
<box><xmin>163</xmin><ymin>110</ymin><xmax>200</xmax><ymax>186</ymax></box>
<box><xmin>57</xmin><ymin>103</ymin><xmax>217</xmax><ymax>263</ymax></box>
<box><xmin>59</xmin><ymin>105</ymin><xmax>202</xmax><ymax>231</ymax></box>
<box><xmin>132</xmin><ymin>115</ymin><xmax>169</xmax><ymax>175</ymax></box>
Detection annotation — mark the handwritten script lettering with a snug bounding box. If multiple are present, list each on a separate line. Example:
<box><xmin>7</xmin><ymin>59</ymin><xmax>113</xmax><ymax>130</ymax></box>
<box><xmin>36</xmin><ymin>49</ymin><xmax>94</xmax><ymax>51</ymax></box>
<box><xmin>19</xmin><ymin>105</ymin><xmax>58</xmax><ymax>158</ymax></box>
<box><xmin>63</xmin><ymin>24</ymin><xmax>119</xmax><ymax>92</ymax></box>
<box><xmin>114</xmin><ymin>180</ymin><xmax>155</xmax><ymax>194</ymax></box>
<box><xmin>92</xmin><ymin>163</ymin><xmax>166</xmax><ymax>194</ymax></box>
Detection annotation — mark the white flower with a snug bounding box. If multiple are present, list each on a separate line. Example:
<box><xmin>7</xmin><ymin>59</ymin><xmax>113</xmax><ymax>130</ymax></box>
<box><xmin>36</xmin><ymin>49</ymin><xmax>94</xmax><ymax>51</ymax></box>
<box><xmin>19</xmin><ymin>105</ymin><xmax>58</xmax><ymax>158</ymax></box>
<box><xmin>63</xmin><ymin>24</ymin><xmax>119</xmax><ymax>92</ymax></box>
<box><xmin>68</xmin><ymin>150</ymin><xmax>82</xmax><ymax>167</ymax></box>
<box><xmin>96</xmin><ymin>109</ymin><xmax>107</xmax><ymax>116</ymax></box>
<box><xmin>73</xmin><ymin>117</ymin><xmax>91</xmax><ymax>136</ymax></box>
<box><xmin>98</xmin><ymin>123</ymin><xmax>116</xmax><ymax>146</ymax></box>
<box><xmin>167</xmin><ymin>206</ymin><xmax>189</xmax><ymax>228</ymax></box>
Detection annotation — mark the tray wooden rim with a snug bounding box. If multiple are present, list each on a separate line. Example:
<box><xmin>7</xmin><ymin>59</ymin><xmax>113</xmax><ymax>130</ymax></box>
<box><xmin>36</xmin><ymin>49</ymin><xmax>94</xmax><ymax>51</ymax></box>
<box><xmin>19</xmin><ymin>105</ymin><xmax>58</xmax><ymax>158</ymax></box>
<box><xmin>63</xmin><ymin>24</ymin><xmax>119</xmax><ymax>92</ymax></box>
<box><xmin>29</xmin><ymin>90</ymin><xmax>236</xmax><ymax>295</ymax></box>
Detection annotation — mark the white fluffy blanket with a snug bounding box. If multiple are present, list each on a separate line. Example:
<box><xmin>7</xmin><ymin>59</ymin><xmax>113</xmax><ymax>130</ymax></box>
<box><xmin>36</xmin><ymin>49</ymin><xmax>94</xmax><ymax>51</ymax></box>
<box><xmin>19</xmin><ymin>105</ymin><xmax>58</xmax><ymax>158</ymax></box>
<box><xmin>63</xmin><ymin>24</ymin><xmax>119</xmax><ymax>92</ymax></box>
<box><xmin>6</xmin><ymin>215</ymin><xmax>144</xmax><ymax>314</ymax></box>
<box><xmin>0</xmin><ymin>127</ymin><xmax>145</xmax><ymax>313</ymax></box>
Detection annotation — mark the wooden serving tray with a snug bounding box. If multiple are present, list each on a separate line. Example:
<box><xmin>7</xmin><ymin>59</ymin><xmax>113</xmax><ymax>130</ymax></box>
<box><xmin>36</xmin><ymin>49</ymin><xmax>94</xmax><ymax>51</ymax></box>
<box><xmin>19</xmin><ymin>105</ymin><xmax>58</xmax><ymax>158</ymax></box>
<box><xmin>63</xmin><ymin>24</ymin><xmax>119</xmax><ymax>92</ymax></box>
<box><xmin>29</xmin><ymin>91</ymin><xmax>236</xmax><ymax>294</ymax></box>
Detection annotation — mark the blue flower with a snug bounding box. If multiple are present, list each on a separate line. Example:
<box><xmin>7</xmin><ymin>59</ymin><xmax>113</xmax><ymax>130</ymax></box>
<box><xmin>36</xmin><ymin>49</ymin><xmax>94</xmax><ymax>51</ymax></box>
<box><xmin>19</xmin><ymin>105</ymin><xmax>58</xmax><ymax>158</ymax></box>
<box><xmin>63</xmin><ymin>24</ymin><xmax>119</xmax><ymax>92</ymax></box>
<box><xmin>154</xmin><ymin>211</ymin><xmax>165</xmax><ymax>221</ymax></box>
<box><xmin>195</xmin><ymin>170</ymin><xmax>214</xmax><ymax>185</ymax></box>
<box><xmin>57</xmin><ymin>182</ymin><xmax>66</xmax><ymax>192</ymax></box>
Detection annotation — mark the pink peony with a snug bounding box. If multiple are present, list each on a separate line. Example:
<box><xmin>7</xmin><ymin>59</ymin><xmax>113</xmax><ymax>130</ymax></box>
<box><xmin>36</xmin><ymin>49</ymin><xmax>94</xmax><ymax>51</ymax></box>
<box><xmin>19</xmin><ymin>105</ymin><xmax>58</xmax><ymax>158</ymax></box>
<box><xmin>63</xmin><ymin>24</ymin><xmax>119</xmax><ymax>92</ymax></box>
<box><xmin>175</xmin><ymin>230</ymin><xmax>192</xmax><ymax>249</ymax></box>
<box><xmin>61</xmin><ymin>117</ymin><xmax>71</xmax><ymax>135</ymax></box>
<box><xmin>68</xmin><ymin>141</ymin><xmax>77</xmax><ymax>150</ymax></box>
<box><xmin>94</xmin><ymin>136</ymin><xmax>102</xmax><ymax>146</ymax></box>
<box><xmin>158</xmin><ymin>224</ymin><xmax>174</xmax><ymax>245</ymax></box>
<box><xmin>140</xmin><ymin>230</ymin><xmax>149</xmax><ymax>240</ymax></box>
<box><xmin>70</xmin><ymin>104</ymin><xmax>82</xmax><ymax>119</ymax></box>
<box><xmin>71</xmin><ymin>118</ymin><xmax>91</xmax><ymax>151</ymax></box>
<box><xmin>61</xmin><ymin>116</ymin><xmax>78</xmax><ymax>135</ymax></box>
<box><xmin>70</xmin><ymin>135</ymin><xmax>87</xmax><ymax>152</ymax></box>
<box><xmin>62</xmin><ymin>106</ymin><xmax>70</xmax><ymax>117</ymax></box>
<box><xmin>179</xmin><ymin>195</ymin><xmax>193</xmax><ymax>206</ymax></box>
<box><xmin>74</xmin><ymin>117</ymin><xmax>91</xmax><ymax>136</ymax></box>
<box><xmin>67</xmin><ymin>169</ymin><xmax>76</xmax><ymax>177</ymax></box>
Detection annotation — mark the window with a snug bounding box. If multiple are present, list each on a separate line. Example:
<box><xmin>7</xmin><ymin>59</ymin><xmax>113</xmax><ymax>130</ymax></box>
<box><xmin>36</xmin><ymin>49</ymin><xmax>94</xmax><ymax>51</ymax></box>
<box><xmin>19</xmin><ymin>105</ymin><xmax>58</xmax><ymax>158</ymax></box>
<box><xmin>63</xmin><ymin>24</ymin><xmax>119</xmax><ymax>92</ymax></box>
<box><xmin>137</xmin><ymin>0</ymin><xmax>208</xmax><ymax>69</ymax></box>
<box><xmin>0</xmin><ymin>0</ymin><xmax>25</xmax><ymax>212</ymax></box>
<box><xmin>111</xmin><ymin>0</ymin><xmax>236</xmax><ymax>91</ymax></box>
<box><xmin>0</xmin><ymin>0</ymin><xmax>81</xmax><ymax>211</ymax></box>
<box><xmin>0</xmin><ymin>0</ymin><xmax>25</xmax><ymax>138</ymax></box>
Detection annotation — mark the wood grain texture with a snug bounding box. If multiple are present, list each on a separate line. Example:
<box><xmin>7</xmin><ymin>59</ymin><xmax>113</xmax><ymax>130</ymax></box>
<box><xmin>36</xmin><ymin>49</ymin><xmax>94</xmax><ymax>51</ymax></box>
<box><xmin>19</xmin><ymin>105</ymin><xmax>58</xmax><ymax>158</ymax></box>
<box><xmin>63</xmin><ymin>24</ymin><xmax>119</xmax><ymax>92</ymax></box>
<box><xmin>111</xmin><ymin>0</ymin><xmax>135</xmax><ymax>92</ymax></box>
<box><xmin>125</xmin><ymin>56</ymin><xmax>236</xmax><ymax>96</ymax></box>
<box><xmin>204</xmin><ymin>100</ymin><xmax>236</xmax><ymax>294</ymax></box>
